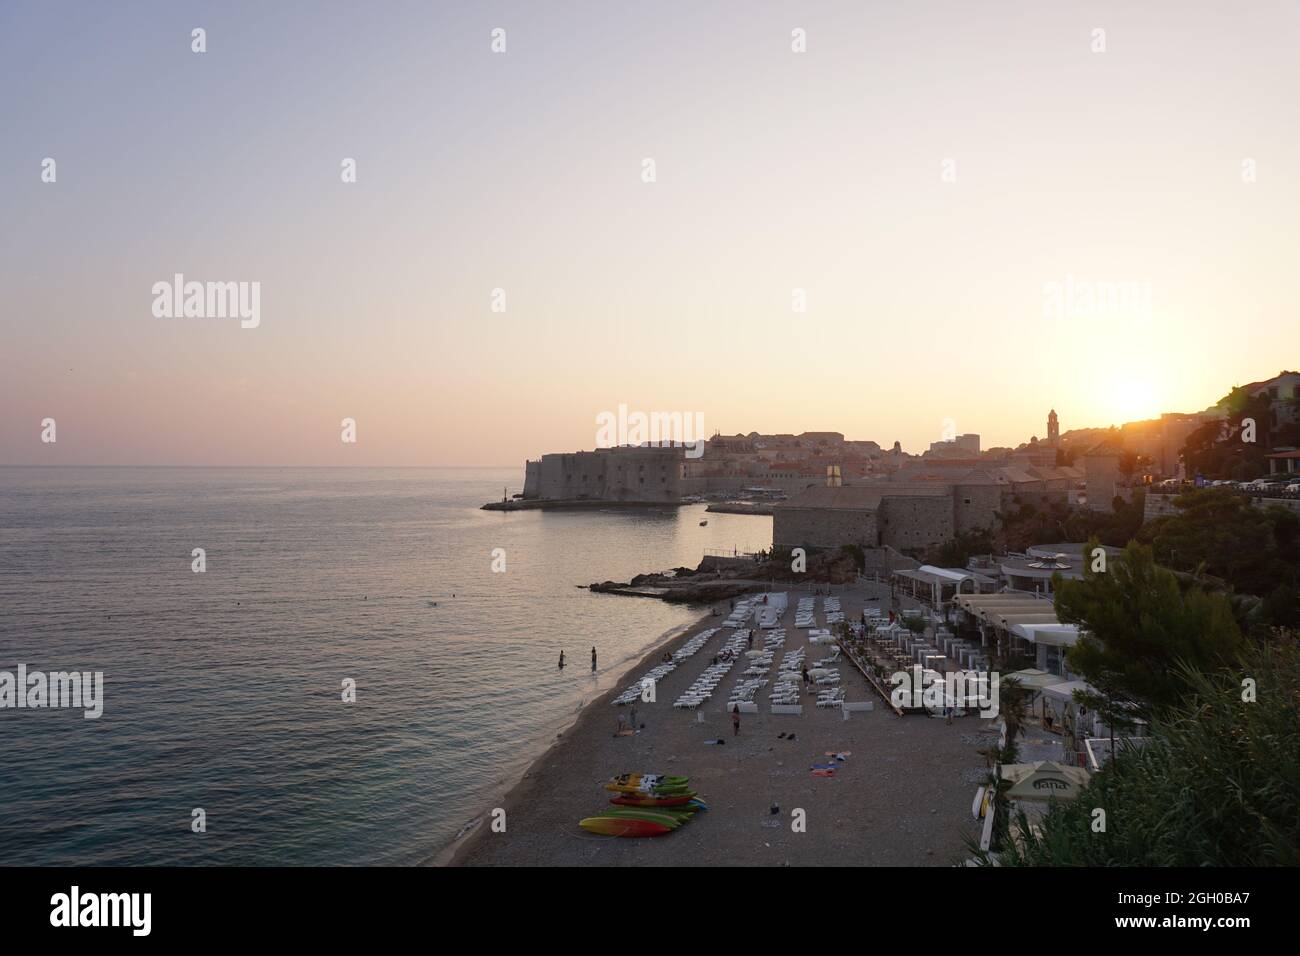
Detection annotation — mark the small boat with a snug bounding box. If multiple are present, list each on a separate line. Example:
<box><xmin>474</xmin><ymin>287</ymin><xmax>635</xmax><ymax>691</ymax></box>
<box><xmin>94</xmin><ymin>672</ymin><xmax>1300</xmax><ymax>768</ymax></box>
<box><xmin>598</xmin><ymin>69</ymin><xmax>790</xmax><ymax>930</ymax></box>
<box><xmin>699</xmin><ymin>520</ymin><xmax>708</xmax><ymax>526</ymax></box>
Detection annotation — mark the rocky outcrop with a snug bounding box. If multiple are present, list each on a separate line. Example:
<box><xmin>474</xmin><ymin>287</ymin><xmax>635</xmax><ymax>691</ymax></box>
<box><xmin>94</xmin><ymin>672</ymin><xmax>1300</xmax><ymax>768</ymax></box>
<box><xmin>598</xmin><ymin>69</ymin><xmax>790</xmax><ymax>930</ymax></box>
<box><xmin>587</xmin><ymin>549</ymin><xmax>858</xmax><ymax>603</ymax></box>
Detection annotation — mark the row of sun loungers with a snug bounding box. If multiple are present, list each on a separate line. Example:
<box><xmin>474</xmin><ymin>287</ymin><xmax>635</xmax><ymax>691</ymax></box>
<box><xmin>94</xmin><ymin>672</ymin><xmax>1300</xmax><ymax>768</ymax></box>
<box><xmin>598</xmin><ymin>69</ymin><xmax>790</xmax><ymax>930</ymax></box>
<box><xmin>613</xmin><ymin>662</ymin><xmax>673</xmax><ymax>706</ymax></box>
<box><xmin>769</xmin><ymin>647</ymin><xmax>807</xmax><ymax>706</ymax></box>
<box><xmin>757</xmin><ymin>592</ymin><xmax>788</xmax><ymax>629</ymax></box>
<box><xmin>823</xmin><ymin>596</ymin><xmax>844</xmax><ymax>625</ymax></box>
<box><xmin>813</xmin><ymin>648</ymin><xmax>841</xmax><ymax>667</ymax></box>
<box><xmin>729</xmin><ymin>677</ymin><xmax>767</xmax><ymax>706</ymax></box>
<box><xmin>724</xmin><ymin>599</ymin><xmax>757</xmax><ymax>629</ymax></box>
<box><xmin>673</xmin><ymin>627</ymin><xmax>719</xmax><ymax>661</ymax></box>
<box><xmin>794</xmin><ymin>596</ymin><xmax>815</xmax><ymax>629</ymax></box>
<box><xmin>673</xmin><ymin>631</ymin><xmax>749</xmax><ymax>709</ymax></box>
<box><xmin>742</xmin><ymin>650</ymin><xmax>775</xmax><ymax>677</ymax></box>
<box><xmin>816</xmin><ymin>686</ymin><xmax>845</xmax><ymax>707</ymax></box>
<box><xmin>612</xmin><ymin>627</ymin><xmax>722</xmax><ymax>705</ymax></box>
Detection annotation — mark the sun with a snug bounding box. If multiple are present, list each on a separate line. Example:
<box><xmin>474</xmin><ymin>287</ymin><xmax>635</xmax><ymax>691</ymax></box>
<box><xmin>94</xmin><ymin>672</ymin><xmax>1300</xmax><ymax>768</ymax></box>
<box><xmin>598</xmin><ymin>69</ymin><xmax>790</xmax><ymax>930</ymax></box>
<box><xmin>1102</xmin><ymin>376</ymin><xmax>1160</xmax><ymax>424</ymax></box>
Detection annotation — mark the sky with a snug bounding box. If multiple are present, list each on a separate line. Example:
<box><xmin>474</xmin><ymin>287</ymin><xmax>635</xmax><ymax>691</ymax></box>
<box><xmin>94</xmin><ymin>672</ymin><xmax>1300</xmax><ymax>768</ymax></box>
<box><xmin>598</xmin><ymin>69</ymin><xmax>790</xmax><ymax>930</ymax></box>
<box><xmin>2</xmin><ymin>1</ymin><xmax>1298</xmax><ymax>467</ymax></box>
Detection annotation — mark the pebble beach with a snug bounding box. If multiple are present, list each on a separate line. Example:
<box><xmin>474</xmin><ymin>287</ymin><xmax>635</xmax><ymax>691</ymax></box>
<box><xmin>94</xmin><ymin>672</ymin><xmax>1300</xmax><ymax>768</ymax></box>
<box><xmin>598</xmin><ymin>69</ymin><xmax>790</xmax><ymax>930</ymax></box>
<box><xmin>449</xmin><ymin>581</ymin><xmax>988</xmax><ymax>866</ymax></box>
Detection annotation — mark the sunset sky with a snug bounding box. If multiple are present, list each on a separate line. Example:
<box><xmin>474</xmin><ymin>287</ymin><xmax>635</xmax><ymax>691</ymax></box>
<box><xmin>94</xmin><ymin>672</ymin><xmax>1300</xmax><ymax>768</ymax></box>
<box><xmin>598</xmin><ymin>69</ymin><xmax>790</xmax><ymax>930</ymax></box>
<box><xmin>3</xmin><ymin>1</ymin><xmax>1298</xmax><ymax>466</ymax></box>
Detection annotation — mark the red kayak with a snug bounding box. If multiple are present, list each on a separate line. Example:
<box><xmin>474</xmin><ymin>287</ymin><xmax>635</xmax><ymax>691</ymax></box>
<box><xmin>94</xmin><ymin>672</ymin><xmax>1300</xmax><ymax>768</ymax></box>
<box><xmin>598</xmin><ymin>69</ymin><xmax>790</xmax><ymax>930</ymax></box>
<box><xmin>579</xmin><ymin>816</ymin><xmax>674</xmax><ymax>837</ymax></box>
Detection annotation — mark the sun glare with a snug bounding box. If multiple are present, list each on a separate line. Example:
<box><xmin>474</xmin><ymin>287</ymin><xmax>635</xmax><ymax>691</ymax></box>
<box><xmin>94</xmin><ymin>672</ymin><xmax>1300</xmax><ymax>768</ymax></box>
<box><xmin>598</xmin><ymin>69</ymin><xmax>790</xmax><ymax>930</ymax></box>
<box><xmin>1102</xmin><ymin>376</ymin><xmax>1161</xmax><ymax>424</ymax></box>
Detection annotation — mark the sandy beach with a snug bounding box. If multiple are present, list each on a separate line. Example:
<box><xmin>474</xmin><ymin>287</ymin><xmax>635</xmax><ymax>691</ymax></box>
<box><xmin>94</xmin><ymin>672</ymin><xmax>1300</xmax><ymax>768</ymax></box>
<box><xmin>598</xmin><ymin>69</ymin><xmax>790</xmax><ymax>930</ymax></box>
<box><xmin>449</xmin><ymin>580</ymin><xmax>989</xmax><ymax>866</ymax></box>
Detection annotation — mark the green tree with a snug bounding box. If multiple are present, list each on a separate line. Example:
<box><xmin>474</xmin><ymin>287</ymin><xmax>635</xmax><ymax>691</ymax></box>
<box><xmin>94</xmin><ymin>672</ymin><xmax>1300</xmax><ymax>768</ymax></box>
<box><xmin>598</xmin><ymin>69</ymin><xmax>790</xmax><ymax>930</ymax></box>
<box><xmin>931</xmin><ymin>529</ymin><xmax>995</xmax><ymax>567</ymax></box>
<box><xmin>1140</xmin><ymin>488</ymin><xmax>1300</xmax><ymax>603</ymax></box>
<box><xmin>900</xmin><ymin>615</ymin><xmax>927</xmax><ymax>635</ymax></box>
<box><xmin>994</xmin><ymin>636</ymin><xmax>1300</xmax><ymax>866</ymax></box>
<box><xmin>1053</xmin><ymin>541</ymin><xmax>1245</xmax><ymax>715</ymax></box>
<box><xmin>1181</xmin><ymin>386</ymin><xmax>1275</xmax><ymax>478</ymax></box>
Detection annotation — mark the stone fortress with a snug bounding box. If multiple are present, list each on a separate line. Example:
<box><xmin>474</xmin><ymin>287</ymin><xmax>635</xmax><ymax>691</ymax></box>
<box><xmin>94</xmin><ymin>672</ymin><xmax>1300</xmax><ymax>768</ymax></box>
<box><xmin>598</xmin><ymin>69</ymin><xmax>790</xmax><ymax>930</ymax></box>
<box><xmin>522</xmin><ymin>446</ymin><xmax>686</xmax><ymax>504</ymax></box>
<box><xmin>515</xmin><ymin>412</ymin><xmax>1122</xmax><ymax>552</ymax></box>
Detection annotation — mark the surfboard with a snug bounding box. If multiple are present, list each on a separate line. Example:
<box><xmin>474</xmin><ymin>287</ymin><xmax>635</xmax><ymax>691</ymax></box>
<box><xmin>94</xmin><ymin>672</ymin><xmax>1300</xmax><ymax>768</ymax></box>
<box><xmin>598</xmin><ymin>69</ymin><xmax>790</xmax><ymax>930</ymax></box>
<box><xmin>979</xmin><ymin>799</ymin><xmax>996</xmax><ymax>851</ymax></box>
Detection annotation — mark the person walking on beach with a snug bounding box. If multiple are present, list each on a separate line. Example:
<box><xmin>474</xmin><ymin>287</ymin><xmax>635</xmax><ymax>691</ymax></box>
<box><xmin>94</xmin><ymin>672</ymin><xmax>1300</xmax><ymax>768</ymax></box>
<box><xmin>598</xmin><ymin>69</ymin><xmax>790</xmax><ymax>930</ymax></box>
<box><xmin>558</xmin><ymin>650</ymin><xmax>565</xmax><ymax>669</ymax></box>
<box><xmin>591</xmin><ymin>646</ymin><xmax>597</xmax><ymax>672</ymax></box>
<box><xmin>731</xmin><ymin>704</ymin><xmax>741</xmax><ymax>737</ymax></box>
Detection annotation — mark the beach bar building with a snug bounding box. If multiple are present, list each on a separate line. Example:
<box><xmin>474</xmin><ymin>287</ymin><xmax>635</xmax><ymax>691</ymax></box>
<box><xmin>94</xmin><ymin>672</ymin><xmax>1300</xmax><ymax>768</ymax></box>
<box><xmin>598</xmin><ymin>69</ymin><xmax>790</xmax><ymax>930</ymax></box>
<box><xmin>953</xmin><ymin>592</ymin><xmax>1081</xmax><ymax>675</ymax></box>
<box><xmin>890</xmin><ymin>565</ymin><xmax>996</xmax><ymax>609</ymax></box>
<box><xmin>995</xmin><ymin>543</ymin><xmax>1122</xmax><ymax>595</ymax></box>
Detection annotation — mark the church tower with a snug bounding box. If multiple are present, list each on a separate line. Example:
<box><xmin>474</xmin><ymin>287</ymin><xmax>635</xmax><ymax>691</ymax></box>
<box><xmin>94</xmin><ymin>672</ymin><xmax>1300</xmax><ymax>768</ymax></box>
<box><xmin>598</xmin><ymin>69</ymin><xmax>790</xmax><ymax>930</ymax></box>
<box><xmin>1047</xmin><ymin>409</ymin><xmax>1060</xmax><ymax>444</ymax></box>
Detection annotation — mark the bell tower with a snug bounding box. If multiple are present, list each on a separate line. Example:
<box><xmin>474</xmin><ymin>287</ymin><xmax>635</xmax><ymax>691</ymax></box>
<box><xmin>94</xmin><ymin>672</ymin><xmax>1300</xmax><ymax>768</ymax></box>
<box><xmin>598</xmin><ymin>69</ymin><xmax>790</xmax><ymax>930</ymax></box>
<box><xmin>1047</xmin><ymin>409</ymin><xmax>1060</xmax><ymax>444</ymax></box>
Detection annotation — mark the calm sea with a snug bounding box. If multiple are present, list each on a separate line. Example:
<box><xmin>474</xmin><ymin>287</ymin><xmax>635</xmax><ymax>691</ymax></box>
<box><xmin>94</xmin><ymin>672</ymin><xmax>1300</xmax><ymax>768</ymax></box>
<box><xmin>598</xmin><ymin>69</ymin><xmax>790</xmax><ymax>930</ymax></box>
<box><xmin>0</xmin><ymin>467</ymin><xmax>771</xmax><ymax>865</ymax></box>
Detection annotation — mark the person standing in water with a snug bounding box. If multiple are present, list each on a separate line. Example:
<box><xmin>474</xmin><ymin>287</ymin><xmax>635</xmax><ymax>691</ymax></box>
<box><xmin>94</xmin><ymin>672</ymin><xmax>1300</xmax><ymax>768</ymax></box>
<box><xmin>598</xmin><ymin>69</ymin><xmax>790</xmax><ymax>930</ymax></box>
<box><xmin>558</xmin><ymin>650</ymin><xmax>565</xmax><ymax>669</ymax></box>
<box><xmin>591</xmin><ymin>646</ymin><xmax>597</xmax><ymax>672</ymax></box>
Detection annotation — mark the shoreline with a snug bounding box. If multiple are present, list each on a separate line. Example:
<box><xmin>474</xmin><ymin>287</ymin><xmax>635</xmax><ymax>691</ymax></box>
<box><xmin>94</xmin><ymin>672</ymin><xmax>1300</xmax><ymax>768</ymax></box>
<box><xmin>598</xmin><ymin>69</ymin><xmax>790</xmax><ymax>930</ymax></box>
<box><xmin>436</xmin><ymin>607</ymin><xmax>718</xmax><ymax>866</ymax></box>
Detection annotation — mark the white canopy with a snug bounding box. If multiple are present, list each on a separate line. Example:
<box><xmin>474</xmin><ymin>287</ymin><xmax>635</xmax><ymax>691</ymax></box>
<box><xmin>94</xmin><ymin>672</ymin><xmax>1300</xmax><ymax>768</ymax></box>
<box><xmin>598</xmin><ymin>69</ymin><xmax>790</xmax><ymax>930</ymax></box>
<box><xmin>1010</xmin><ymin>623</ymin><xmax>1082</xmax><ymax>646</ymax></box>
<box><xmin>1041</xmin><ymin>680</ymin><xmax>1094</xmax><ymax>704</ymax></box>
<box><xmin>917</xmin><ymin>565</ymin><xmax>975</xmax><ymax>583</ymax></box>
<box><xmin>1004</xmin><ymin>668</ymin><xmax>1067</xmax><ymax>691</ymax></box>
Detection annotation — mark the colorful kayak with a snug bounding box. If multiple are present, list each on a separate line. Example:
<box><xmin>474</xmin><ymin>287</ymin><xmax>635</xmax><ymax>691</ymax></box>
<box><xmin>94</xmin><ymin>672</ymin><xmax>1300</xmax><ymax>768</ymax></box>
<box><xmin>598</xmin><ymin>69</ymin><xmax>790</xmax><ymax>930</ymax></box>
<box><xmin>611</xmin><ymin>793</ymin><xmax>697</xmax><ymax>807</ymax></box>
<box><xmin>604</xmin><ymin>773</ymin><xmax>690</xmax><ymax>795</ymax></box>
<box><xmin>606</xmin><ymin>786</ymin><xmax>692</xmax><ymax>797</ymax></box>
<box><xmin>579</xmin><ymin>816</ymin><xmax>673</xmax><ymax>838</ymax></box>
<box><xmin>598</xmin><ymin>808</ymin><xmax>690</xmax><ymax>828</ymax></box>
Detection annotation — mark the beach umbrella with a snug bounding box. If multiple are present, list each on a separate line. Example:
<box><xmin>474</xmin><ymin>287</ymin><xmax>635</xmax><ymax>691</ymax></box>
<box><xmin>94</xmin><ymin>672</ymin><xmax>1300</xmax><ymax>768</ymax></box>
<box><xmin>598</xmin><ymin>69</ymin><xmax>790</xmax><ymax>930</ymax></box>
<box><xmin>745</xmin><ymin>649</ymin><xmax>766</xmax><ymax>658</ymax></box>
<box><xmin>1000</xmin><ymin>761</ymin><xmax>1090</xmax><ymax>802</ymax></box>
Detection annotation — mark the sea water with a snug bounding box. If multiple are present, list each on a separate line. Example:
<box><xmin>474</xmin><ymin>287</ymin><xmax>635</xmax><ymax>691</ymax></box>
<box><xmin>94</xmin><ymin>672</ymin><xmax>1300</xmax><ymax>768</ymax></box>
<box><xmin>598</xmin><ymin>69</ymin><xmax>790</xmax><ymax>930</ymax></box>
<box><xmin>0</xmin><ymin>467</ymin><xmax>771</xmax><ymax>865</ymax></box>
